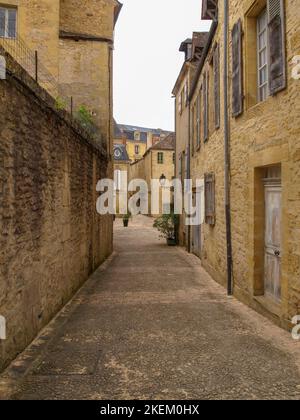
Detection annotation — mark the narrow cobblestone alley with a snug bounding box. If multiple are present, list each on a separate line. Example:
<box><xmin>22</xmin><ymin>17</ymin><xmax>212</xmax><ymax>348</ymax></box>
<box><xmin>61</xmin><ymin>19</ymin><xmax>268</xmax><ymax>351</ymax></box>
<box><xmin>1</xmin><ymin>216</ymin><xmax>300</xmax><ymax>400</ymax></box>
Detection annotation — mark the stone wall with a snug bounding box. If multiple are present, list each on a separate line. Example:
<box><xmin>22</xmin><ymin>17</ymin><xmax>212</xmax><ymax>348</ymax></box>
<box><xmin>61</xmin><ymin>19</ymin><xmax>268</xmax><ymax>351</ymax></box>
<box><xmin>0</xmin><ymin>51</ymin><xmax>113</xmax><ymax>371</ymax></box>
<box><xmin>59</xmin><ymin>0</ymin><xmax>116</xmax><ymax>39</ymax></box>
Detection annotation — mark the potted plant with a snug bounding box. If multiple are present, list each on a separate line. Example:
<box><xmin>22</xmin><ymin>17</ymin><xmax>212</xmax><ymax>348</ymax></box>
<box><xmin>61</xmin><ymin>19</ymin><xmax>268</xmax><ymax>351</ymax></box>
<box><xmin>153</xmin><ymin>213</ymin><xmax>178</xmax><ymax>246</ymax></box>
<box><xmin>123</xmin><ymin>211</ymin><xmax>131</xmax><ymax>227</ymax></box>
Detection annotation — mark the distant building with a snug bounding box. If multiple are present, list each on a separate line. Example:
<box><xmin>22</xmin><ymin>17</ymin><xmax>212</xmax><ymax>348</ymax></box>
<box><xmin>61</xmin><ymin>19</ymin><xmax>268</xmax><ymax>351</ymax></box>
<box><xmin>114</xmin><ymin>121</ymin><xmax>172</xmax><ymax>163</ymax></box>
<box><xmin>129</xmin><ymin>133</ymin><xmax>175</xmax><ymax>216</ymax></box>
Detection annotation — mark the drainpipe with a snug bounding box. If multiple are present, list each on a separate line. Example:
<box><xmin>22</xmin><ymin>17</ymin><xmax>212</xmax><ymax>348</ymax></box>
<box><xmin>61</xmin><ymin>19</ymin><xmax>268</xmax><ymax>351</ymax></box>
<box><xmin>223</xmin><ymin>0</ymin><xmax>233</xmax><ymax>295</ymax></box>
<box><xmin>187</xmin><ymin>92</ymin><xmax>191</xmax><ymax>253</ymax></box>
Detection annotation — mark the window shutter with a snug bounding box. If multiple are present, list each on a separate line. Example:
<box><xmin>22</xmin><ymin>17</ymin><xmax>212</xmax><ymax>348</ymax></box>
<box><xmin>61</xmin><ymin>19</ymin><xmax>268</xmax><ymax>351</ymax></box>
<box><xmin>203</xmin><ymin>72</ymin><xmax>209</xmax><ymax>142</ymax></box>
<box><xmin>214</xmin><ymin>44</ymin><xmax>220</xmax><ymax>129</ymax></box>
<box><xmin>191</xmin><ymin>106</ymin><xmax>195</xmax><ymax>156</ymax></box>
<box><xmin>232</xmin><ymin>19</ymin><xmax>243</xmax><ymax>117</ymax></box>
<box><xmin>178</xmin><ymin>154</ymin><xmax>182</xmax><ymax>179</ymax></box>
<box><xmin>185</xmin><ymin>148</ymin><xmax>188</xmax><ymax>179</ymax></box>
<box><xmin>178</xmin><ymin>94</ymin><xmax>182</xmax><ymax>115</ymax></box>
<box><xmin>267</xmin><ymin>0</ymin><xmax>286</xmax><ymax>95</ymax></box>
<box><xmin>0</xmin><ymin>8</ymin><xmax>5</xmax><ymax>37</ymax></box>
<box><xmin>196</xmin><ymin>93</ymin><xmax>201</xmax><ymax>149</ymax></box>
<box><xmin>205</xmin><ymin>173</ymin><xmax>215</xmax><ymax>226</ymax></box>
<box><xmin>185</xmin><ymin>80</ymin><xmax>189</xmax><ymax>106</ymax></box>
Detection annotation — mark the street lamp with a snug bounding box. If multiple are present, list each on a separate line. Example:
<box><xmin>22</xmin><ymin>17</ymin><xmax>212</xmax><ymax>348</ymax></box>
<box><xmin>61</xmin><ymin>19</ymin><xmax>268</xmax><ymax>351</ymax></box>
<box><xmin>159</xmin><ymin>174</ymin><xmax>166</xmax><ymax>187</ymax></box>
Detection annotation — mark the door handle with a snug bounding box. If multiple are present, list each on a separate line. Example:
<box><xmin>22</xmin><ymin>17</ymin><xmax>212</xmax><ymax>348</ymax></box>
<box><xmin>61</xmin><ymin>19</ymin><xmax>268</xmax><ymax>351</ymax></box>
<box><xmin>274</xmin><ymin>250</ymin><xmax>280</xmax><ymax>257</ymax></box>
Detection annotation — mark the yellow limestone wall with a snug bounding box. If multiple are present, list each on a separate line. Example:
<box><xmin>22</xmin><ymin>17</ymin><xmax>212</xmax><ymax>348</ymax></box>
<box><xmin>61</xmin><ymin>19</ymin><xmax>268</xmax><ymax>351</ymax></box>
<box><xmin>187</xmin><ymin>0</ymin><xmax>300</xmax><ymax>329</ymax></box>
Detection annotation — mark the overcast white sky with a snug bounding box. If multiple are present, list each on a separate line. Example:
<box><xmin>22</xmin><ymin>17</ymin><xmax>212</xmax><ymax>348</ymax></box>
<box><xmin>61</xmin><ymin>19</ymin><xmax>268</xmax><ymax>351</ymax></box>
<box><xmin>113</xmin><ymin>0</ymin><xmax>211</xmax><ymax>132</ymax></box>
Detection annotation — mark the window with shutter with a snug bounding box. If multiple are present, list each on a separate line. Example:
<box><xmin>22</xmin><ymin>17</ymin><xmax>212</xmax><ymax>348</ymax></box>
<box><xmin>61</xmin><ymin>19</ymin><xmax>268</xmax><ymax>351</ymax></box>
<box><xmin>204</xmin><ymin>173</ymin><xmax>215</xmax><ymax>226</ymax></box>
<box><xmin>267</xmin><ymin>0</ymin><xmax>286</xmax><ymax>95</ymax></box>
<box><xmin>232</xmin><ymin>19</ymin><xmax>243</xmax><ymax>117</ymax></box>
<box><xmin>213</xmin><ymin>44</ymin><xmax>220</xmax><ymax>129</ymax></box>
<box><xmin>0</xmin><ymin>7</ymin><xmax>17</xmax><ymax>39</ymax></box>
<box><xmin>203</xmin><ymin>73</ymin><xmax>209</xmax><ymax>141</ymax></box>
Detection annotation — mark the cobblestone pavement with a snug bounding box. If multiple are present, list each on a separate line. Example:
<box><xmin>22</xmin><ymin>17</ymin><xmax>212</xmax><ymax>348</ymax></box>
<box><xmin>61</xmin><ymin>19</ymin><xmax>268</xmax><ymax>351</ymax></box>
<box><xmin>1</xmin><ymin>216</ymin><xmax>300</xmax><ymax>400</ymax></box>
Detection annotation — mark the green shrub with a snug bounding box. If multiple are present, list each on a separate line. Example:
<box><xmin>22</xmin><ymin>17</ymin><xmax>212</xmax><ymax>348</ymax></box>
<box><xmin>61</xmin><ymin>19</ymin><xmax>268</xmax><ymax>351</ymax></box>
<box><xmin>75</xmin><ymin>105</ymin><xmax>94</xmax><ymax>127</ymax></box>
<box><xmin>55</xmin><ymin>96</ymin><xmax>67</xmax><ymax>111</ymax></box>
<box><xmin>153</xmin><ymin>213</ymin><xmax>178</xmax><ymax>240</ymax></box>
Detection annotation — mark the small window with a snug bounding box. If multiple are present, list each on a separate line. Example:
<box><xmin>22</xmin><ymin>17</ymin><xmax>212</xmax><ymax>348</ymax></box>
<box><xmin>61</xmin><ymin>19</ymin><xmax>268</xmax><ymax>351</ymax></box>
<box><xmin>135</xmin><ymin>145</ymin><xmax>139</xmax><ymax>155</ymax></box>
<box><xmin>173</xmin><ymin>153</ymin><xmax>175</xmax><ymax>164</ymax></box>
<box><xmin>257</xmin><ymin>9</ymin><xmax>269</xmax><ymax>102</ymax></box>
<box><xmin>0</xmin><ymin>7</ymin><xmax>17</xmax><ymax>39</ymax></box>
<box><xmin>134</xmin><ymin>131</ymin><xmax>140</xmax><ymax>141</ymax></box>
<box><xmin>157</xmin><ymin>152</ymin><xmax>164</xmax><ymax>164</ymax></box>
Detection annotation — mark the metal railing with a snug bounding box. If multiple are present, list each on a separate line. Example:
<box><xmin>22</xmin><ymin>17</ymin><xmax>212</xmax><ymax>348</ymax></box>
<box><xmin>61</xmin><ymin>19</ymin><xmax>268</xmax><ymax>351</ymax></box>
<box><xmin>0</xmin><ymin>34</ymin><xmax>58</xmax><ymax>96</ymax></box>
<box><xmin>0</xmin><ymin>33</ymin><xmax>105</xmax><ymax>150</ymax></box>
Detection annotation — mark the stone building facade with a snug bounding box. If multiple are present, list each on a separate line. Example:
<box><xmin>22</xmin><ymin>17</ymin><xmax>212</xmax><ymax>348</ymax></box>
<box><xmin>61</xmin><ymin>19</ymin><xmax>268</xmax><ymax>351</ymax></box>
<box><xmin>114</xmin><ymin>122</ymin><xmax>171</xmax><ymax>163</ymax></box>
<box><xmin>174</xmin><ymin>0</ymin><xmax>300</xmax><ymax>329</ymax></box>
<box><xmin>173</xmin><ymin>32</ymin><xmax>208</xmax><ymax>249</ymax></box>
<box><xmin>0</xmin><ymin>0</ymin><xmax>122</xmax><ymax>153</ymax></box>
<box><xmin>129</xmin><ymin>134</ymin><xmax>175</xmax><ymax>216</ymax></box>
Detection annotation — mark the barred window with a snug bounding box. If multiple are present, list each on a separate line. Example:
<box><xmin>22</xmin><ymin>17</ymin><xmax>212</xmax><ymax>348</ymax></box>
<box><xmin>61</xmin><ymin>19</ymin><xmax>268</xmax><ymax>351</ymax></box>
<box><xmin>0</xmin><ymin>7</ymin><xmax>17</xmax><ymax>39</ymax></box>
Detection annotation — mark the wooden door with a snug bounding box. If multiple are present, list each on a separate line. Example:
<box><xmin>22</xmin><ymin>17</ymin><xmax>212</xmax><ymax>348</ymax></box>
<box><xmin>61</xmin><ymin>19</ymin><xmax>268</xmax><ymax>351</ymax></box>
<box><xmin>264</xmin><ymin>171</ymin><xmax>282</xmax><ymax>301</ymax></box>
